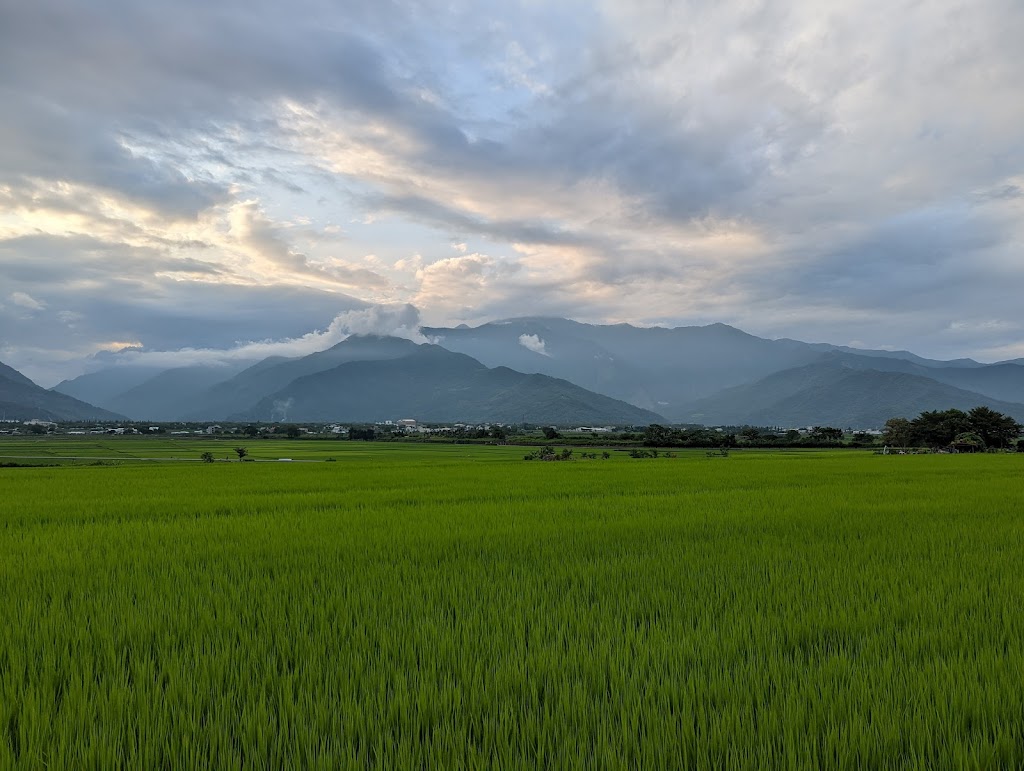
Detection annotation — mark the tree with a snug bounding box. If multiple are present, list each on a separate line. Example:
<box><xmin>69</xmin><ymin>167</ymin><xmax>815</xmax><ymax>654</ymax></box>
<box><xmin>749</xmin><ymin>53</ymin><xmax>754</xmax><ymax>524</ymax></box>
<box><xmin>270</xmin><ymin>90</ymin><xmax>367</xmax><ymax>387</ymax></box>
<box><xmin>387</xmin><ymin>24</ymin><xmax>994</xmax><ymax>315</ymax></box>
<box><xmin>489</xmin><ymin>425</ymin><xmax>508</xmax><ymax>441</ymax></box>
<box><xmin>200</xmin><ymin>452</ymin><xmax>215</xmax><ymax>463</ymax></box>
<box><xmin>952</xmin><ymin>432</ymin><xmax>984</xmax><ymax>452</ymax></box>
<box><xmin>911</xmin><ymin>409</ymin><xmax>971</xmax><ymax>447</ymax></box>
<box><xmin>244</xmin><ymin>425</ymin><xmax>259</xmax><ymax>437</ymax></box>
<box><xmin>542</xmin><ymin>426</ymin><xmax>560</xmax><ymax>440</ymax></box>
<box><xmin>810</xmin><ymin>426</ymin><xmax>843</xmax><ymax>442</ymax></box>
<box><xmin>643</xmin><ymin>424</ymin><xmax>675</xmax><ymax>446</ymax></box>
<box><xmin>883</xmin><ymin>417</ymin><xmax>913</xmax><ymax>449</ymax></box>
<box><xmin>285</xmin><ymin>425</ymin><xmax>301</xmax><ymax>439</ymax></box>
<box><xmin>967</xmin><ymin>406</ymin><xmax>1021</xmax><ymax>449</ymax></box>
<box><xmin>234</xmin><ymin>447</ymin><xmax>248</xmax><ymax>460</ymax></box>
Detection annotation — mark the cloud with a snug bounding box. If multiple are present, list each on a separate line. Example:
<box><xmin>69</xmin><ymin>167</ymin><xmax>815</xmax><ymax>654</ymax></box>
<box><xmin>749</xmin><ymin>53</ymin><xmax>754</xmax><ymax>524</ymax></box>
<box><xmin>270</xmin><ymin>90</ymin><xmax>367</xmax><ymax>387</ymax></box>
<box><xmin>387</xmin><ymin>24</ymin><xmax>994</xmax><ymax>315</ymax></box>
<box><xmin>10</xmin><ymin>292</ymin><xmax>46</xmax><ymax>311</ymax></box>
<box><xmin>53</xmin><ymin>303</ymin><xmax>431</xmax><ymax>379</ymax></box>
<box><xmin>518</xmin><ymin>334</ymin><xmax>549</xmax><ymax>356</ymax></box>
<box><xmin>1</xmin><ymin>0</ymin><xmax>1023</xmax><ymax>369</ymax></box>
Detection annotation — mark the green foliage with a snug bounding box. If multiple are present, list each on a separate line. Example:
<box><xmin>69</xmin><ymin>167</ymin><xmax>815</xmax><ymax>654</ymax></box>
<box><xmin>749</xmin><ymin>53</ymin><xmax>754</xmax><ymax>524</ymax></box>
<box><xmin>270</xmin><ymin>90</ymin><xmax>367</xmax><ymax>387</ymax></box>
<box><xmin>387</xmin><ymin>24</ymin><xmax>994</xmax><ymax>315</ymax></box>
<box><xmin>541</xmin><ymin>426</ymin><xmax>560</xmax><ymax>440</ymax></box>
<box><xmin>890</xmin><ymin>408</ymin><xmax>1023</xmax><ymax>449</ymax></box>
<box><xmin>523</xmin><ymin>446</ymin><xmax>574</xmax><ymax>461</ymax></box>
<box><xmin>200</xmin><ymin>452</ymin><xmax>215</xmax><ymax>464</ymax></box>
<box><xmin>643</xmin><ymin>424</ymin><xmax>735</xmax><ymax>448</ymax></box>
<box><xmin>953</xmin><ymin>432</ymin><xmax>985</xmax><ymax>451</ymax></box>
<box><xmin>234</xmin><ymin>447</ymin><xmax>248</xmax><ymax>460</ymax></box>
<box><xmin>809</xmin><ymin>426</ymin><xmax>843</xmax><ymax>442</ymax></box>
<box><xmin>967</xmin><ymin>406</ymin><xmax>1021</xmax><ymax>449</ymax></box>
<box><xmin>883</xmin><ymin>417</ymin><xmax>913</xmax><ymax>448</ymax></box>
<box><xmin>2</xmin><ymin>446</ymin><xmax>1024</xmax><ymax>766</ymax></box>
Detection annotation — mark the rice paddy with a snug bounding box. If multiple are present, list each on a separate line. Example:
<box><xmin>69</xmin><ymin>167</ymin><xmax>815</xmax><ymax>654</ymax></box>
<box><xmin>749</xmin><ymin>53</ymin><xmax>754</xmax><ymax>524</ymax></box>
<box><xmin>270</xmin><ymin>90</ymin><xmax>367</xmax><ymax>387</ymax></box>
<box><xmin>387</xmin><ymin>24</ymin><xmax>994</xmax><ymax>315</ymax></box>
<box><xmin>1</xmin><ymin>440</ymin><xmax>1022</xmax><ymax>768</ymax></box>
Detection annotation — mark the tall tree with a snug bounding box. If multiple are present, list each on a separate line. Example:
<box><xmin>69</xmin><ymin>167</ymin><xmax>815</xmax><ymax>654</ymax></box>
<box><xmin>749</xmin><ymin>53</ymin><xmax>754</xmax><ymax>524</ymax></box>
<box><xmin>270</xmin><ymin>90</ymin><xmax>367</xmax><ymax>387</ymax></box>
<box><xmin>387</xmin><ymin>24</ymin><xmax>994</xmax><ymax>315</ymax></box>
<box><xmin>883</xmin><ymin>417</ymin><xmax>913</xmax><ymax>448</ymax></box>
<box><xmin>910</xmin><ymin>409</ymin><xmax>971</xmax><ymax>447</ymax></box>
<box><xmin>967</xmin><ymin>406</ymin><xmax>1021</xmax><ymax>449</ymax></box>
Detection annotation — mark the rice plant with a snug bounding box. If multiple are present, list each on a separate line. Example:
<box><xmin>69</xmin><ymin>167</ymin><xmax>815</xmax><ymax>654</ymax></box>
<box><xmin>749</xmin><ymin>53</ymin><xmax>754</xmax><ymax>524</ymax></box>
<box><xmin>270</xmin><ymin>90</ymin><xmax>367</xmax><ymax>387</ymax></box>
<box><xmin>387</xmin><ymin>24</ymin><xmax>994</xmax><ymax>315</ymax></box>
<box><xmin>1</xmin><ymin>447</ymin><xmax>1022</xmax><ymax>768</ymax></box>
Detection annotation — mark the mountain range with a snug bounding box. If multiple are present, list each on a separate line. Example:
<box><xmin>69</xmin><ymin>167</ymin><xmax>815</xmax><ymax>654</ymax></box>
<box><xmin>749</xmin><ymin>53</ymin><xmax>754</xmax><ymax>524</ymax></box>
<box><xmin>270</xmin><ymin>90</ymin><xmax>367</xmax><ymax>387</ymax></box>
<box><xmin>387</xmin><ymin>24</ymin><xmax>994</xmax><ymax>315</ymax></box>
<box><xmin>1</xmin><ymin>360</ymin><xmax>124</xmax><ymax>422</ymax></box>
<box><xmin>0</xmin><ymin>316</ymin><xmax>1017</xmax><ymax>427</ymax></box>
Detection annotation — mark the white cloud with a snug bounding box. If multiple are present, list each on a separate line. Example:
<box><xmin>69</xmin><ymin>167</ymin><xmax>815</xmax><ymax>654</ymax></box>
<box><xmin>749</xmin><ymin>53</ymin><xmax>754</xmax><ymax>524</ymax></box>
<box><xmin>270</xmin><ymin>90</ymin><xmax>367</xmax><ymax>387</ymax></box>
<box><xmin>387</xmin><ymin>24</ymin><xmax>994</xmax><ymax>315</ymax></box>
<box><xmin>10</xmin><ymin>292</ymin><xmax>46</xmax><ymax>311</ymax></box>
<box><xmin>518</xmin><ymin>334</ymin><xmax>549</xmax><ymax>356</ymax></box>
<box><xmin>84</xmin><ymin>303</ymin><xmax>429</xmax><ymax>371</ymax></box>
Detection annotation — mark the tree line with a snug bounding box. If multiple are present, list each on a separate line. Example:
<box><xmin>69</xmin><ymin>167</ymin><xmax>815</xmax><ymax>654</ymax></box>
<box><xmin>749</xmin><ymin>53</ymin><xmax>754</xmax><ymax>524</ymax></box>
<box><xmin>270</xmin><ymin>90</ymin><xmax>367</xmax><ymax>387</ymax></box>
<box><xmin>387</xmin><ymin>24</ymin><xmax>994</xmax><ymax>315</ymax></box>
<box><xmin>883</xmin><ymin>407</ymin><xmax>1022</xmax><ymax>450</ymax></box>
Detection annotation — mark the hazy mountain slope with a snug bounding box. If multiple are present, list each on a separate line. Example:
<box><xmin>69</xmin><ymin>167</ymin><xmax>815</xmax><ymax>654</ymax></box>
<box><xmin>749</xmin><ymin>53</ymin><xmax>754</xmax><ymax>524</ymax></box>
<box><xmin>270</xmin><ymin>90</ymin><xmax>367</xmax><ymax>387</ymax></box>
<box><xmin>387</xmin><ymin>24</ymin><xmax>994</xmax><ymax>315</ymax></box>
<box><xmin>1</xmin><ymin>361</ymin><xmax>39</xmax><ymax>390</ymax></box>
<box><xmin>422</xmin><ymin>317</ymin><xmax>824</xmax><ymax>416</ymax></box>
<box><xmin>796</xmin><ymin>342</ymin><xmax>983</xmax><ymax>368</ymax></box>
<box><xmin>230</xmin><ymin>344</ymin><xmax>665</xmax><ymax>425</ymax></box>
<box><xmin>185</xmin><ymin>336</ymin><xmax>420</xmax><ymax>420</ymax></box>
<box><xmin>53</xmin><ymin>366</ymin><xmax>167</xmax><ymax>407</ymax></box>
<box><xmin>111</xmin><ymin>363</ymin><xmax>253</xmax><ymax>421</ymax></box>
<box><xmin>681</xmin><ymin>361</ymin><xmax>1024</xmax><ymax>427</ymax></box>
<box><xmin>0</xmin><ymin>361</ymin><xmax>125</xmax><ymax>421</ymax></box>
<box><xmin>816</xmin><ymin>352</ymin><xmax>1024</xmax><ymax>404</ymax></box>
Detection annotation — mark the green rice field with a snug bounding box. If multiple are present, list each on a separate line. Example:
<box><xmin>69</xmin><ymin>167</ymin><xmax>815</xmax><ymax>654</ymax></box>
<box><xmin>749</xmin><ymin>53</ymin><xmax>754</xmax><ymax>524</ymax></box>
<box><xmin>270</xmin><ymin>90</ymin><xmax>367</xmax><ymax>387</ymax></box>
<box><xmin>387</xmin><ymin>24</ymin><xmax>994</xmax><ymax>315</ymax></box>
<box><xmin>1</xmin><ymin>439</ymin><xmax>1023</xmax><ymax>768</ymax></box>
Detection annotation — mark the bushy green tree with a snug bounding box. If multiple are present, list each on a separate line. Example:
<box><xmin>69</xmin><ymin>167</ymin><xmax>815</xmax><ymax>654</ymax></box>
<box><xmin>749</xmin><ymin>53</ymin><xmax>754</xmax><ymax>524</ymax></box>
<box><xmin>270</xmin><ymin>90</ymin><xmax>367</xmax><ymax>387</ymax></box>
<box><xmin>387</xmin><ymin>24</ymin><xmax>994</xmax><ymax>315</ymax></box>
<box><xmin>952</xmin><ymin>432</ymin><xmax>984</xmax><ymax>451</ymax></box>
<box><xmin>910</xmin><ymin>409</ymin><xmax>971</xmax><ymax>447</ymax></box>
<box><xmin>883</xmin><ymin>418</ymin><xmax>913</xmax><ymax>448</ymax></box>
<box><xmin>967</xmin><ymin>406</ymin><xmax>1021</xmax><ymax>449</ymax></box>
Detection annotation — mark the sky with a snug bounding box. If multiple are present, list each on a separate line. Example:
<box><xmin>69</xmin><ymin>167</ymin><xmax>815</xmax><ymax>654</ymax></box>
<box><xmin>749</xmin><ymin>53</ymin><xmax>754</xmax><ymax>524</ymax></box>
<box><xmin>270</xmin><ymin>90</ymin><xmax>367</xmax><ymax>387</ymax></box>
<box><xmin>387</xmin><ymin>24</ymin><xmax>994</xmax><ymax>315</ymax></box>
<box><xmin>2</xmin><ymin>0</ymin><xmax>1023</xmax><ymax>385</ymax></box>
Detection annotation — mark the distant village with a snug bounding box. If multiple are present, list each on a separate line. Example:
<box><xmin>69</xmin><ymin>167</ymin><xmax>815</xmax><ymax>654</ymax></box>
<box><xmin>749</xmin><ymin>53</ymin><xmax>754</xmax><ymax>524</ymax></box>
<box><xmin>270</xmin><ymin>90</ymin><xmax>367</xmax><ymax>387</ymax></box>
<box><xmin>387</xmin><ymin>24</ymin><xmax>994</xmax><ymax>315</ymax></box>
<box><xmin>2</xmin><ymin>417</ymin><xmax>884</xmax><ymax>442</ymax></box>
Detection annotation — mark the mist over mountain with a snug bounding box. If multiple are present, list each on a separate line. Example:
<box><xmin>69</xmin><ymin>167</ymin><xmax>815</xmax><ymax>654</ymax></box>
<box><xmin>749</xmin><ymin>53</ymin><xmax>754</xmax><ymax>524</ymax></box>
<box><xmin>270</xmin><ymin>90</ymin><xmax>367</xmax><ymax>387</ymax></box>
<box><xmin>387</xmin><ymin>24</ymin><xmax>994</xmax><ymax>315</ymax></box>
<box><xmin>183</xmin><ymin>336</ymin><xmax>422</xmax><ymax>421</ymax></box>
<box><xmin>54</xmin><ymin>366</ymin><xmax>169</xmax><ymax>407</ymax></box>
<box><xmin>30</xmin><ymin>317</ymin><xmax>1024</xmax><ymax>427</ymax></box>
<box><xmin>55</xmin><ymin>361</ymin><xmax>255</xmax><ymax>421</ymax></box>
<box><xmin>422</xmin><ymin>317</ymin><xmax>825</xmax><ymax>416</ymax></box>
<box><xmin>1</xmin><ymin>360</ymin><xmax>124</xmax><ymax>422</ymax></box>
<box><xmin>421</xmin><ymin>317</ymin><xmax>1020</xmax><ymax>423</ymax></box>
<box><xmin>230</xmin><ymin>343</ymin><xmax>664</xmax><ymax>425</ymax></box>
<box><xmin>113</xmin><ymin>364</ymin><xmax>257</xmax><ymax>421</ymax></box>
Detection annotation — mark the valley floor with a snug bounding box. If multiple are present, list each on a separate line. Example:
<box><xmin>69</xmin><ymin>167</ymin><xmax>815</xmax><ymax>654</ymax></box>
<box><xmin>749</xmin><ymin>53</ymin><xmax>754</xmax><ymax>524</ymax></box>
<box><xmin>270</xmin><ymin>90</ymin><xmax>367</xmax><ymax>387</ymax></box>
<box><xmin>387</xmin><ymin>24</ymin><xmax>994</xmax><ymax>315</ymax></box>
<box><xmin>1</xmin><ymin>442</ymin><xmax>1022</xmax><ymax>768</ymax></box>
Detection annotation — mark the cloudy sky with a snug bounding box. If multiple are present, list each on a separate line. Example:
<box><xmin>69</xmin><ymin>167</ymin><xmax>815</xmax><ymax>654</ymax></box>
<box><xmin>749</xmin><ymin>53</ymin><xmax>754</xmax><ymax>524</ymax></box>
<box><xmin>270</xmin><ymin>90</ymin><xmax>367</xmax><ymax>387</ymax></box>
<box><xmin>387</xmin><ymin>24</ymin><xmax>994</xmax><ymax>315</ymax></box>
<box><xmin>2</xmin><ymin>0</ymin><xmax>1023</xmax><ymax>384</ymax></box>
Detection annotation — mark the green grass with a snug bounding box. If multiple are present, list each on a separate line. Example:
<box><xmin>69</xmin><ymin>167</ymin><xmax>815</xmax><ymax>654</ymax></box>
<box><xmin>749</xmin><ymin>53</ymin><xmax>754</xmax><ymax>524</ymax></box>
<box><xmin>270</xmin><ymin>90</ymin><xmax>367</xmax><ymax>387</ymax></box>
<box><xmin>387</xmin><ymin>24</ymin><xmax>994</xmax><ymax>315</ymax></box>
<box><xmin>1</xmin><ymin>444</ymin><xmax>1023</xmax><ymax>768</ymax></box>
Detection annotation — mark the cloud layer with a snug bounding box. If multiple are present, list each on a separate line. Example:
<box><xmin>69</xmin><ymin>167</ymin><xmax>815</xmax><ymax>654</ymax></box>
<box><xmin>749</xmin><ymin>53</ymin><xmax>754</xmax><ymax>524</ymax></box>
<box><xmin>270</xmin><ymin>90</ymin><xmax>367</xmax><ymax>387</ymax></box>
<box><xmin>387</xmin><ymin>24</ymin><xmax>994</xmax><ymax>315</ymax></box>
<box><xmin>2</xmin><ymin>0</ymin><xmax>1023</xmax><ymax>383</ymax></box>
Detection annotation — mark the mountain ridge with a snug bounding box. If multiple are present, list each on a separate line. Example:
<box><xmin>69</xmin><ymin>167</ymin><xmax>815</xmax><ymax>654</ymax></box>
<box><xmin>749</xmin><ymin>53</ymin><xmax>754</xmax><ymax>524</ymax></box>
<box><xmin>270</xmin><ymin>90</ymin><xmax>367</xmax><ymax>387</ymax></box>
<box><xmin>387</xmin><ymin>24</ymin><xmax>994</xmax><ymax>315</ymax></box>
<box><xmin>1</xmin><ymin>360</ymin><xmax>126</xmax><ymax>422</ymax></box>
<box><xmin>230</xmin><ymin>343</ymin><xmax>665</xmax><ymax>425</ymax></box>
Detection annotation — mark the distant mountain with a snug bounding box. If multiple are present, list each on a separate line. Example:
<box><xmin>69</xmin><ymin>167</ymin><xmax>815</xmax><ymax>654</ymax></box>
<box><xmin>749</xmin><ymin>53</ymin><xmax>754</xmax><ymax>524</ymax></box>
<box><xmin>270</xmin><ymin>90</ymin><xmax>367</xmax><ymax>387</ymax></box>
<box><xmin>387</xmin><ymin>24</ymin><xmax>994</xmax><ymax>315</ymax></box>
<box><xmin>184</xmin><ymin>336</ymin><xmax>421</xmax><ymax>420</ymax></box>
<box><xmin>795</xmin><ymin>342</ymin><xmax>984</xmax><ymax>369</ymax></box>
<box><xmin>1</xmin><ymin>360</ymin><xmax>125</xmax><ymax>422</ymax></box>
<box><xmin>111</xmin><ymin>364</ymin><xmax>255</xmax><ymax>421</ymax></box>
<box><xmin>230</xmin><ymin>342</ymin><xmax>664</xmax><ymax>425</ymax></box>
<box><xmin>53</xmin><ymin>366</ymin><xmax>167</xmax><ymax>407</ymax></box>
<box><xmin>679</xmin><ymin>360</ymin><xmax>1024</xmax><ymax>428</ymax></box>
<box><xmin>37</xmin><ymin>318</ymin><xmax>1024</xmax><ymax>426</ymax></box>
<box><xmin>810</xmin><ymin>351</ymin><xmax>1024</xmax><ymax>404</ymax></box>
<box><xmin>422</xmin><ymin>317</ymin><xmax>1017</xmax><ymax>422</ymax></box>
<box><xmin>422</xmin><ymin>317</ymin><xmax>829</xmax><ymax>418</ymax></box>
<box><xmin>55</xmin><ymin>361</ymin><xmax>253</xmax><ymax>421</ymax></box>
